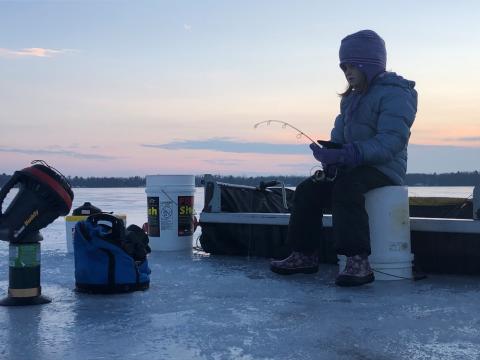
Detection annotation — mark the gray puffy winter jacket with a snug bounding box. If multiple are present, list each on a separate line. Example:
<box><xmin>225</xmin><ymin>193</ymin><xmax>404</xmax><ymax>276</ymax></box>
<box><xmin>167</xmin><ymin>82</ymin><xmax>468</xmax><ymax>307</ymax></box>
<box><xmin>330</xmin><ymin>72</ymin><xmax>418</xmax><ymax>185</ymax></box>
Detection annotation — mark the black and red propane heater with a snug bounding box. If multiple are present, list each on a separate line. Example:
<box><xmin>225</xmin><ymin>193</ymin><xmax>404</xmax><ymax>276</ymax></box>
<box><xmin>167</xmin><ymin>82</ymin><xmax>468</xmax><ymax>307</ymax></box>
<box><xmin>0</xmin><ymin>160</ymin><xmax>74</xmax><ymax>306</ymax></box>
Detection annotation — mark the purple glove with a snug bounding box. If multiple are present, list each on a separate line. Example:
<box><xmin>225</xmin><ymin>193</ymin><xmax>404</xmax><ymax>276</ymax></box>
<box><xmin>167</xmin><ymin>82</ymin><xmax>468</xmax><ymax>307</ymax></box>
<box><xmin>309</xmin><ymin>143</ymin><xmax>361</xmax><ymax>167</ymax></box>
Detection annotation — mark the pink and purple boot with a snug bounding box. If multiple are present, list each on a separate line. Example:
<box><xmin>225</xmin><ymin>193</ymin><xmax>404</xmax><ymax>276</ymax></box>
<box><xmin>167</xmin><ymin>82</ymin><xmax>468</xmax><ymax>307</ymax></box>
<box><xmin>270</xmin><ymin>251</ymin><xmax>319</xmax><ymax>275</ymax></box>
<box><xmin>335</xmin><ymin>254</ymin><xmax>374</xmax><ymax>286</ymax></box>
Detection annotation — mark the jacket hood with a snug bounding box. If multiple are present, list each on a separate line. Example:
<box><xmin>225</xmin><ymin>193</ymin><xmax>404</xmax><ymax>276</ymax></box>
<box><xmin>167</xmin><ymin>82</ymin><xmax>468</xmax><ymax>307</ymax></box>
<box><xmin>374</xmin><ymin>71</ymin><xmax>415</xmax><ymax>90</ymax></box>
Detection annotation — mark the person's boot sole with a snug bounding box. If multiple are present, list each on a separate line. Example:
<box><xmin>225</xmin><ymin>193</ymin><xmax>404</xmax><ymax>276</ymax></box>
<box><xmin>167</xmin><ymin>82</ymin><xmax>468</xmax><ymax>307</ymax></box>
<box><xmin>270</xmin><ymin>265</ymin><xmax>319</xmax><ymax>275</ymax></box>
<box><xmin>335</xmin><ymin>273</ymin><xmax>375</xmax><ymax>286</ymax></box>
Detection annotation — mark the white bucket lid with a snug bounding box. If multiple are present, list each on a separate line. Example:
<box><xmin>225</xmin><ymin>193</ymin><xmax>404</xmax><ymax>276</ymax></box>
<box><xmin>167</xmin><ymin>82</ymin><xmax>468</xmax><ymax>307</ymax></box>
<box><xmin>146</xmin><ymin>175</ymin><xmax>195</xmax><ymax>187</ymax></box>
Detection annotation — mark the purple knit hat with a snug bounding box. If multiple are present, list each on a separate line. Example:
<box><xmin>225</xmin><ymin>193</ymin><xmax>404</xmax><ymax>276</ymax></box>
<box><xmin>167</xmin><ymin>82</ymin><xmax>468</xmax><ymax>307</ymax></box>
<box><xmin>339</xmin><ymin>30</ymin><xmax>387</xmax><ymax>84</ymax></box>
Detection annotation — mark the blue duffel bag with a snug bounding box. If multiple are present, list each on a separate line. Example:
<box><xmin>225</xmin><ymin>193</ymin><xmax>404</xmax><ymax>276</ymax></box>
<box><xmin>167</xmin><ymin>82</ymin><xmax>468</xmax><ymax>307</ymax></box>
<box><xmin>74</xmin><ymin>213</ymin><xmax>151</xmax><ymax>294</ymax></box>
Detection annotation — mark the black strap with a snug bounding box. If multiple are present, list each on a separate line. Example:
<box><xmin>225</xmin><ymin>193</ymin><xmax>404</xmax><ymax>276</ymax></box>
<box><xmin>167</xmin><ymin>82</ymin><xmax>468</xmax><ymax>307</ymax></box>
<box><xmin>99</xmin><ymin>248</ymin><xmax>116</xmax><ymax>286</ymax></box>
<box><xmin>135</xmin><ymin>263</ymin><xmax>140</xmax><ymax>286</ymax></box>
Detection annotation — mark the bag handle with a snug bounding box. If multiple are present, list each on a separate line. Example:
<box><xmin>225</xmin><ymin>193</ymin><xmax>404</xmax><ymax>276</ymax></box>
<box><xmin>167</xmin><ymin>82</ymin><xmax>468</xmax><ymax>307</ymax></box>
<box><xmin>87</xmin><ymin>213</ymin><xmax>125</xmax><ymax>242</ymax></box>
<box><xmin>0</xmin><ymin>172</ymin><xmax>21</xmax><ymax>218</ymax></box>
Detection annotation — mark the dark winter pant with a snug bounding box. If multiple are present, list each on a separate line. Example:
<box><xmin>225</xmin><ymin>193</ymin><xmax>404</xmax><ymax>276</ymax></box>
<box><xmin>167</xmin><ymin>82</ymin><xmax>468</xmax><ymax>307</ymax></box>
<box><xmin>288</xmin><ymin>166</ymin><xmax>394</xmax><ymax>256</ymax></box>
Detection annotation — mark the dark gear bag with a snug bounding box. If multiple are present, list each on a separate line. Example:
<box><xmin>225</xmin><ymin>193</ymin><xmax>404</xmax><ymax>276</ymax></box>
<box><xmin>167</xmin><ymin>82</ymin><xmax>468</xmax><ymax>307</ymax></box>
<box><xmin>74</xmin><ymin>213</ymin><xmax>151</xmax><ymax>294</ymax></box>
<box><xmin>123</xmin><ymin>224</ymin><xmax>151</xmax><ymax>262</ymax></box>
<box><xmin>199</xmin><ymin>181</ymin><xmax>295</xmax><ymax>258</ymax></box>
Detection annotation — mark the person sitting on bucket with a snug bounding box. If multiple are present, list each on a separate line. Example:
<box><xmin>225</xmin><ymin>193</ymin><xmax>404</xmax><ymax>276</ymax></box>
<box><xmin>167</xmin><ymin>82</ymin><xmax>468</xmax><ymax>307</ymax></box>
<box><xmin>270</xmin><ymin>30</ymin><xmax>418</xmax><ymax>286</ymax></box>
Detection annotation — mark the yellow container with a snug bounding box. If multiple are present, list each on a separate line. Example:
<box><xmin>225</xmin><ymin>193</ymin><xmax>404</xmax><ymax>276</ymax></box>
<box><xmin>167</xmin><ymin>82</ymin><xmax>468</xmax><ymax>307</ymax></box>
<box><xmin>65</xmin><ymin>214</ymin><xmax>127</xmax><ymax>253</ymax></box>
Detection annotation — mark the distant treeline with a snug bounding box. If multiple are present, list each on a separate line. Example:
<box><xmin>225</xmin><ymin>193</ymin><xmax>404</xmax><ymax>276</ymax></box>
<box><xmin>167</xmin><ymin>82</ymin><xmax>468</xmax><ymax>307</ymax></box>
<box><xmin>407</xmin><ymin>172</ymin><xmax>480</xmax><ymax>186</ymax></box>
<box><xmin>0</xmin><ymin>171</ymin><xmax>479</xmax><ymax>188</ymax></box>
<box><xmin>67</xmin><ymin>176</ymin><xmax>146</xmax><ymax>188</ymax></box>
<box><xmin>208</xmin><ymin>172</ymin><xmax>480</xmax><ymax>187</ymax></box>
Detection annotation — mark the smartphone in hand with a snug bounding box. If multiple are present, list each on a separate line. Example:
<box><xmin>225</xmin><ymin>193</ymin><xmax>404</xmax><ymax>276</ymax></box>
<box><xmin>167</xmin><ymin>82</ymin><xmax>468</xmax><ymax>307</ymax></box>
<box><xmin>317</xmin><ymin>140</ymin><xmax>343</xmax><ymax>149</ymax></box>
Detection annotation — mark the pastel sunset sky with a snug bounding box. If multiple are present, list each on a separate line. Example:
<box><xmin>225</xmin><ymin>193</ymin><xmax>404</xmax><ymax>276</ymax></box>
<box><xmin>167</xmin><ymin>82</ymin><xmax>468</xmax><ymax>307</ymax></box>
<box><xmin>1</xmin><ymin>0</ymin><xmax>479</xmax><ymax>177</ymax></box>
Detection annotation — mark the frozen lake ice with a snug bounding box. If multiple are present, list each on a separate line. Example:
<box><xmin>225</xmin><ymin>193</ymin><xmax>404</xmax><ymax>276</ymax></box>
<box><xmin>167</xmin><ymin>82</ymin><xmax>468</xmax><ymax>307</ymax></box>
<box><xmin>0</xmin><ymin>187</ymin><xmax>479</xmax><ymax>360</ymax></box>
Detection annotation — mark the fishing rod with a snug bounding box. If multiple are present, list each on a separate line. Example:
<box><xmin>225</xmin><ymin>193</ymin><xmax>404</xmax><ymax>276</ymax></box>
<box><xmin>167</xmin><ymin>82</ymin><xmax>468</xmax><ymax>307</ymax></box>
<box><xmin>254</xmin><ymin>119</ymin><xmax>337</xmax><ymax>180</ymax></box>
<box><xmin>253</xmin><ymin>120</ymin><xmax>318</xmax><ymax>146</ymax></box>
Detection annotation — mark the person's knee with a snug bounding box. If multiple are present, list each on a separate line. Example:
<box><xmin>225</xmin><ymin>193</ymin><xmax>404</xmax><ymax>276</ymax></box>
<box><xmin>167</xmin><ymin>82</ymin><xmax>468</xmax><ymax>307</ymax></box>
<box><xmin>295</xmin><ymin>177</ymin><xmax>313</xmax><ymax>193</ymax></box>
<box><xmin>294</xmin><ymin>178</ymin><xmax>318</xmax><ymax>204</ymax></box>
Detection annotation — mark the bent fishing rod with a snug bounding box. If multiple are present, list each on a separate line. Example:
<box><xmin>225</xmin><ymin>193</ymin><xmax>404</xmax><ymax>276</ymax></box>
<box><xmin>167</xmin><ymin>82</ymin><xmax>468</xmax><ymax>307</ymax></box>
<box><xmin>253</xmin><ymin>120</ymin><xmax>319</xmax><ymax>146</ymax></box>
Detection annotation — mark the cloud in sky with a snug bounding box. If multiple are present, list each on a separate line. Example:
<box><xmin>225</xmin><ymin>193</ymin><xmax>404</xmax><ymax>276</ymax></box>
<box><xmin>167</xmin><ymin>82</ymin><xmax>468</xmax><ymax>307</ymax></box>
<box><xmin>0</xmin><ymin>146</ymin><xmax>117</xmax><ymax>160</ymax></box>
<box><xmin>140</xmin><ymin>138</ymin><xmax>480</xmax><ymax>173</ymax></box>
<box><xmin>0</xmin><ymin>47</ymin><xmax>75</xmax><ymax>58</ymax></box>
<box><xmin>443</xmin><ymin>136</ymin><xmax>480</xmax><ymax>142</ymax></box>
<box><xmin>142</xmin><ymin>137</ymin><xmax>308</xmax><ymax>154</ymax></box>
<box><xmin>143</xmin><ymin>137</ymin><xmax>480</xmax><ymax>155</ymax></box>
<box><xmin>183</xmin><ymin>24</ymin><xmax>192</xmax><ymax>32</ymax></box>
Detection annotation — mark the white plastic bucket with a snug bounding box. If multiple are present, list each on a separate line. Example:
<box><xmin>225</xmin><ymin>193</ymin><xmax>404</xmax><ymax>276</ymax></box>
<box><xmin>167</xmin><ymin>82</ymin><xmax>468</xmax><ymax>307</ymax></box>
<box><xmin>338</xmin><ymin>186</ymin><xmax>413</xmax><ymax>281</ymax></box>
<box><xmin>65</xmin><ymin>214</ymin><xmax>126</xmax><ymax>253</ymax></box>
<box><xmin>145</xmin><ymin>175</ymin><xmax>195</xmax><ymax>251</ymax></box>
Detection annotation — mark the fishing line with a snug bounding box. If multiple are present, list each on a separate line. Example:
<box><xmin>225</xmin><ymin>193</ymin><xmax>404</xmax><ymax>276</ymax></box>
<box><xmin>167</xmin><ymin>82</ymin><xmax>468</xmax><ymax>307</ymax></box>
<box><xmin>371</xmin><ymin>268</ymin><xmax>428</xmax><ymax>281</ymax></box>
<box><xmin>440</xmin><ymin>192</ymin><xmax>474</xmax><ymax>218</ymax></box>
<box><xmin>371</xmin><ymin>268</ymin><xmax>413</xmax><ymax>281</ymax></box>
